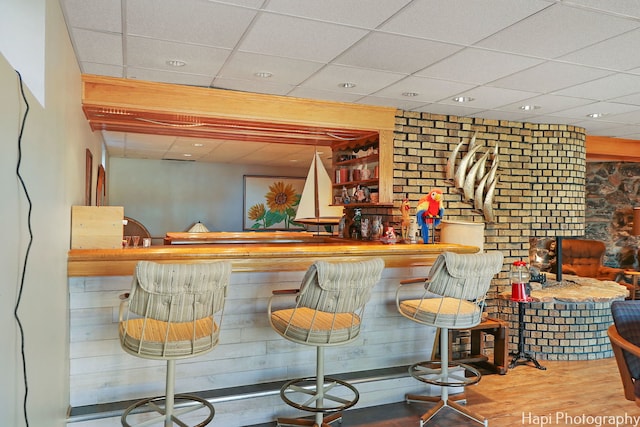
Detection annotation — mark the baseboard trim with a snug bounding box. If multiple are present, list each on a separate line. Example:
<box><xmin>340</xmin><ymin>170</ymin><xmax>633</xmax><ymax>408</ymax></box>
<box><xmin>67</xmin><ymin>365</ymin><xmax>412</xmax><ymax>423</ymax></box>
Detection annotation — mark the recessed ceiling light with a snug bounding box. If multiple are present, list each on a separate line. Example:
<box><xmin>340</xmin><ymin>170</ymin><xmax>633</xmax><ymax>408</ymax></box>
<box><xmin>520</xmin><ymin>105</ymin><xmax>541</xmax><ymax>111</ymax></box>
<box><xmin>254</xmin><ymin>71</ymin><xmax>273</xmax><ymax>78</ymax></box>
<box><xmin>193</xmin><ymin>143</ymin><xmax>204</xmax><ymax>147</ymax></box>
<box><xmin>587</xmin><ymin>113</ymin><xmax>604</xmax><ymax>118</ymax></box>
<box><xmin>183</xmin><ymin>153</ymin><xmax>192</xmax><ymax>157</ymax></box>
<box><xmin>452</xmin><ymin>96</ymin><xmax>474</xmax><ymax>103</ymax></box>
<box><xmin>402</xmin><ymin>92</ymin><xmax>419</xmax><ymax>97</ymax></box>
<box><xmin>166</xmin><ymin>60</ymin><xmax>186</xmax><ymax>67</ymax></box>
<box><xmin>339</xmin><ymin>82</ymin><xmax>356</xmax><ymax>88</ymax></box>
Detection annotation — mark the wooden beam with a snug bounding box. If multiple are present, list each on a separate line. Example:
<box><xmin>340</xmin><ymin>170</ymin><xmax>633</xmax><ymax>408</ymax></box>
<box><xmin>82</xmin><ymin>74</ymin><xmax>396</xmax><ymax>132</ymax></box>
<box><xmin>586</xmin><ymin>135</ymin><xmax>640</xmax><ymax>162</ymax></box>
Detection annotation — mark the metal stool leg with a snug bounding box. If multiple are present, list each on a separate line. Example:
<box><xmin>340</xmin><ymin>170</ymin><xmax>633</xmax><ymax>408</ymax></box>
<box><xmin>407</xmin><ymin>327</ymin><xmax>488</xmax><ymax>427</ymax></box>
<box><xmin>121</xmin><ymin>359</ymin><xmax>215</xmax><ymax>427</ymax></box>
<box><xmin>277</xmin><ymin>347</ymin><xmax>359</xmax><ymax>427</ymax></box>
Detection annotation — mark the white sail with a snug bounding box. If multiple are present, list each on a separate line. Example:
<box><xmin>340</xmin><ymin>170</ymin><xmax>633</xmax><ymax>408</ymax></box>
<box><xmin>295</xmin><ymin>151</ymin><xmax>343</xmax><ymax>225</ymax></box>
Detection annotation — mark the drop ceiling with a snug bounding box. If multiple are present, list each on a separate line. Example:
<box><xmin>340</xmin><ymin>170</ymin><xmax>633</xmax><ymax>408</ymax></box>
<box><xmin>61</xmin><ymin>0</ymin><xmax>640</xmax><ymax>166</ymax></box>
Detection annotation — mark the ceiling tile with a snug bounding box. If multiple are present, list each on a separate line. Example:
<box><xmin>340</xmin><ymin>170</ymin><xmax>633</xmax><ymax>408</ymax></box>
<box><xmin>415</xmin><ymin>48</ymin><xmax>544</xmax><ymax>85</ymax></box>
<box><xmin>571</xmin><ymin>120</ymin><xmax>634</xmax><ymax>135</ymax></box>
<box><xmin>608</xmin><ymin>91</ymin><xmax>640</xmax><ymax>106</ymax></box>
<box><xmin>264</xmin><ymin>0</ymin><xmax>412</xmax><ymax>28</ymax></box>
<box><xmin>554</xmin><ymin>73</ymin><xmax>640</xmax><ymax>101</ymax></box>
<box><xmin>71</xmin><ymin>29</ymin><xmax>123</xmax><ymax>65</ymax></box>
<box><xmin>440</xmin><ymin>86</ymin><xmax>539</xmax><ymax>110</ymax></box>
<box><xmin>489</xmin><ymin>61</ymin><xmax>612</xmax><ymax>93</ymax></box>
<box><xmin>558</xmin><ymin>28</ymin><xmax>640</xmax><ymax>71</ymax></box>
<box><xmin>496</xmin><ymin>94</ymin><xmax>595</xmax><ymax>114</ymax></box>
<box><xmin>597</xmin><ymin>109</ymin><xmax>640</xmax><ymax>125</ymax></box>
<box><xmin>239</xmin><ymin>13</ymin><xmax>368</xmax><ymax>62</ymax></box>
<box><xmin>219</xmin><ymin>52</ymin><xmax>324</xmax><ymax>85</ymax></box>
<box><xmin>553</xmin><ymin>101</ymin><xmax>640</xmax><ymax>119</ymax></box>
<box><xmin>562</xmin><ymin>0</ymin><xmax>640</xmax><ymax>19</ymax></box>
<box><xmin>126</xmin><ymin>36</ymin><xmax>231</xmax><ymax>76</ymax></box>
<box><xmin>335</xmin><ymin>32</ymin><xmax>462</xmax><ymax>74</ymax></box>
<box><xmin>476</xmin><ymin>3</ymin><xmax>639</xmax><ymax>58</ymax></box>
<box><xmin>300</xmin><ymin>65</ymin><xmax>406</xmax><ymax>94</ymax></box>
<box><xmin>373</xmin><ymin>75</ymin><xmax>476</xmax><ymax>103</ymax></box>
<box><xmin>380</xmin><ymin>0</ymin><xmax>552</xmax><ymax>45</ymax></box>
<box><xmin>126</xmin><ymin>0</ymin><xmax>258</xmax><ymax>48</ymax></box>
<box><xmin>61</xmin><ymin>0</ymin><xmax>122</xmax><ymax>33</ymax></box>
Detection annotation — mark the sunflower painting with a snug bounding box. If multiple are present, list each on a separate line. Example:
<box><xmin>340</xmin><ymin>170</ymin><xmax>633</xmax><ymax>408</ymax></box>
<box><xmin>243</xmin><ymin>176</ymin><xmax>305</xmax><ymax>230</ymax></box>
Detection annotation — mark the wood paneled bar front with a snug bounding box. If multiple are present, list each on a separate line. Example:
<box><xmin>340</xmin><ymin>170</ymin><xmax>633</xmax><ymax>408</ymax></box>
<box><xmin>67</xmin><ymin>238</ymin><xmax>478</xmax><ymax>426</ymax></box>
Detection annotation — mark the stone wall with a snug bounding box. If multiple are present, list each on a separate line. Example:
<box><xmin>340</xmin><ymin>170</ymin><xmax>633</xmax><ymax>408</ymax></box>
<box><xmin>586</xmin><ymin>162</ymin><xmax>640</xmax><ymax>269</ymax></box>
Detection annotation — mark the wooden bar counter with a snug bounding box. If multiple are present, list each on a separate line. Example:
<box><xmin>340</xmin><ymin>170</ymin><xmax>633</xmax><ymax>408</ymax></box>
<box><xmin>68</xmin><ymin>232</ymin><xmax>478</xmax><ymax>277</ymax></box>
<box><xmin>67</xmin><ymin>233</ymin><xmax>479</xmax><ymax>426</ymax></box>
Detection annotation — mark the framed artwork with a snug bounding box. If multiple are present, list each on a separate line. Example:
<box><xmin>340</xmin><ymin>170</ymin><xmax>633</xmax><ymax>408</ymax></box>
<box><xmin>85</xmin><ymin>149</ymin><xmax>93</xmax><ymax>206</ymax></box>
<box><xmin>96</xmin><ymin>164</ymin><xmax>106</xmax><ymax>206</ymax></box>
<box><xmin>243</xmin><ymin>175</ymin><xmax>305</xmax><ymax>230</ymax></box>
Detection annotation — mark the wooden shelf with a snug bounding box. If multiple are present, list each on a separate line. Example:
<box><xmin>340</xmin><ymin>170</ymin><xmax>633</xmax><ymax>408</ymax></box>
<box><xmin>333</xmin><ymin>178</ymin><xmax>378</xmax><ymax>187</ymax></box>
<box><xmin>331</xmin><ymin>202</ymin><xmax>393</xmax><ymax>208</ymax></box>
<box><xmin>335</xmin><ymin>153</ymin><xmax>379</xmax><ymax>167</ymax></box>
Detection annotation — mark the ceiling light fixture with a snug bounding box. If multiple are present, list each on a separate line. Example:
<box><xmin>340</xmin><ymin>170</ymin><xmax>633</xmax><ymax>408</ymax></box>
<box><xmin>587</xmin><ymin>113</ymin><xmax>604</xmax><ymax>118</ymax></box>
<box><xmin>254</xmin><ymin>71</ymin><xmax>273</xmax><ymax>78</ymax></box>
<box><xmin>166</xmin><ymin>60</ymin><xmax>186</xmax><ymax>67</ymax></box>
<box><xmin>520</xmin><ymin>105</ymin><xmax>540</xmax><ymax>111</ymax></box>
<box><xmin>339</xmin><ymin>82</ymin><xmax>356</xmax><ymax>88</ymax></box>
<box><xmin>402</xmin><ymin>92</ymin><xmax>419</xmax><ymax>97</ymax></box>
<box><xmin>193</xmin><ymin>143</ymin><xmax>204</xmax><ymax>147</ymax></box>
<box><xmin>452</xmin><ymin>96</ymin><xmax>474</xmax><ymax>103</ymax></box>
<box><xmin>183</xmin><ymin>153</ymin><xmax>192</xmax><ymax>157</ymax></box>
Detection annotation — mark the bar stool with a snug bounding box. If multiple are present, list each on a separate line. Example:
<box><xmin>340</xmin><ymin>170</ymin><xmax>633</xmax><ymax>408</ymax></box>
<box><xmin>268</xmin><ymin>258</ymin><xmax>385</xmax><ymax>427</ymax></box>
<box><xmin>119</xmin><ymin>260</ymin><xmax>232</xmax><ymax>427</ymax></box>
<box><xmin>396</xmin><ymin>251</ymin><xmax>503</xmax><ymax>426</ymax></box>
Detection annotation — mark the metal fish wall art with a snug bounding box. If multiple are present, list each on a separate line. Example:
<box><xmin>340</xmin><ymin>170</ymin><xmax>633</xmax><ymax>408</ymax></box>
<box><xmin>453</xmin><ymin>142</ymin><xmax>483</xmax><ymax>189</ymax></box>
<box><xmin>462</xmin><ymin>149</ymin><xmax>490</xmax><ymax>201</ymax></box>
<box><xmin>474</xmin><ymin>170</ymin><xmax>490</xmax><ymax>211</ymax></box>
<box><xmin>445</xmin><ymin>134</ymin><xmax>469</xmax><ymax>181</ymax></box>
<box><xmin>482</xmin><ymin>174</ymin><xmax>499</xmax><ymax>223</ymax></box>
<box><xmin>447</xmin><ymin>134</ymin><xmax>500</xmax><ymax>223</ymax></box>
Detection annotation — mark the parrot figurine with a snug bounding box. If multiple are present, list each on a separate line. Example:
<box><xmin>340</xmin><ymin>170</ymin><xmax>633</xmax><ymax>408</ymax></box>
<box><xmin>416</xmin><ymin>189</ymin><xmax>444</xmax><ymax>244</ymax></box>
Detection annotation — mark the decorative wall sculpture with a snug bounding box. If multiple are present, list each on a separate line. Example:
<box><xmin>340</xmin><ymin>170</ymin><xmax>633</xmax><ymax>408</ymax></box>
<box><xmin>446</xmin><ymin>131</ymin><xmax>500</xmax><ymax>223</ymax></box>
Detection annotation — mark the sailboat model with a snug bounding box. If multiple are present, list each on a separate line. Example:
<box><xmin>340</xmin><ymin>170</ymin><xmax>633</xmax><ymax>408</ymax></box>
<box><xmin>294</xmin><ymin>151</ymin><xmax>343</xmax><ymax>225</ymax></box>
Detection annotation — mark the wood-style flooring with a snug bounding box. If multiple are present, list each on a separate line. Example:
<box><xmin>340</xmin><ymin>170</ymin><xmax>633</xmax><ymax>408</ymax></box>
<box><xmin>250</xmin><ymin>358</ymin><xmax>640</xmax><ymax>427</ymax></box>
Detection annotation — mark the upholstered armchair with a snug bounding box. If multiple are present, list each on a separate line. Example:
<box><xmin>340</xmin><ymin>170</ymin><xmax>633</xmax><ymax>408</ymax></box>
<box><xmin>555</xmin><ymin>239</ymin><xmax>625</xmax><ymax>282</ymax></box>
<box><xmin>609</xmin><ymin>300</ymin><xmax>640</xmax><ymax>406</ymax></box>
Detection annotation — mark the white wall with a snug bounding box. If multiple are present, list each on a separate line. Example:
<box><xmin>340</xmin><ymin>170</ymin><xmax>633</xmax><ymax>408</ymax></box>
<box><xmin>0</xmin><ymin>1</ymin><xmax>104</xmax><ymax>426</ymax></box>
<box><xmin>108</xmin><ymin>157</ymin><xmax>308</xmax><ymax>235</ymax></box>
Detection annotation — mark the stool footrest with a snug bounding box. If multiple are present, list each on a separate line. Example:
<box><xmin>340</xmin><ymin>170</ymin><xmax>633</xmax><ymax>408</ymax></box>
<box><xmin>280</xmin><ymin>376</ymin><xmax>359</xmax><ymax>414</ymax></box>
<box><xmin>409</xmin><ymin>360</ymin><xmax>481</xmax><ymax>387</ymax></box>
<box><xmin>121</xmin><ymin>394</ymin><xmax>214</xmax><ymax>427</ymax></box>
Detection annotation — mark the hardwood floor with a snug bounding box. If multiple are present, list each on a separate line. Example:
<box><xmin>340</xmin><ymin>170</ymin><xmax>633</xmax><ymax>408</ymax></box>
<box><xmin>250</xmin><ymin>358</ymin><xmax>640</xmax><ymax>427</ymax></box>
